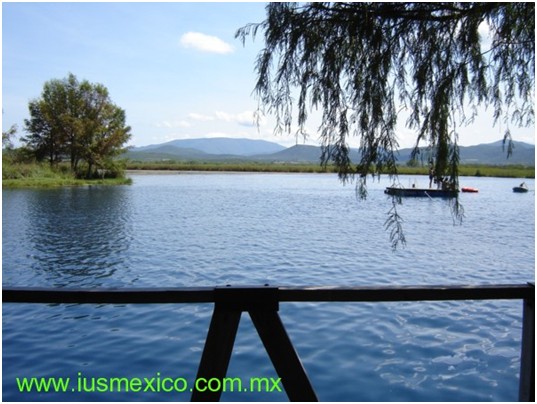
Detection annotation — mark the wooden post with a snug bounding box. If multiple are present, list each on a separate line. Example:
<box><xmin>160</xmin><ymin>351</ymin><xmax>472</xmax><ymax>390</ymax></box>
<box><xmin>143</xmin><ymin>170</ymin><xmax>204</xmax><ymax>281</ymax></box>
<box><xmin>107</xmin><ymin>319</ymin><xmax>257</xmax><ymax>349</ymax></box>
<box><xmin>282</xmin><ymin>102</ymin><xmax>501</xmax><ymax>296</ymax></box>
<box><xmin>191</xmin><ymin>305</ymin><xmax>242</xmax><ymax>402</ymax></box>
<box><xmin>519</xmin><ymin>283</ymin><xmax>534</xmax><ymax>402</ymax></box>
<box><xmin>191</xmin><ymin>286</ymin><xmax>318</xmax><ymax>401</ymax></box>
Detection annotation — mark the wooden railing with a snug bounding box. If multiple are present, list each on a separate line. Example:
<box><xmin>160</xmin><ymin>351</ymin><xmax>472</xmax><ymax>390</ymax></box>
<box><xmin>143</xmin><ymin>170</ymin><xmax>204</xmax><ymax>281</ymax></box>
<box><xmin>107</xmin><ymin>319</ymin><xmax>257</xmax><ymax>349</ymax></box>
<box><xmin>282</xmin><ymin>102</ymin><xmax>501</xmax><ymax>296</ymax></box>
<box><xmin>3</xmin><ymin>283</ymin><xmax>534</xmax><ymax>401</ymax></box>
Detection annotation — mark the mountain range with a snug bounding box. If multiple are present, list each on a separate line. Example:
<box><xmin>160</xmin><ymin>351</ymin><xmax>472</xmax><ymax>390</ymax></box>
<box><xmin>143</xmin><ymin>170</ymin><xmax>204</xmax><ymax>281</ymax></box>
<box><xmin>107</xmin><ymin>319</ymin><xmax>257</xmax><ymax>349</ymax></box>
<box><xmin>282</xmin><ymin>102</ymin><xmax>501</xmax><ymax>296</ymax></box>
<box><xmin>125</xmin><ymin>137</ymin><xmax>535</xmax><ymax>166</ymax></box>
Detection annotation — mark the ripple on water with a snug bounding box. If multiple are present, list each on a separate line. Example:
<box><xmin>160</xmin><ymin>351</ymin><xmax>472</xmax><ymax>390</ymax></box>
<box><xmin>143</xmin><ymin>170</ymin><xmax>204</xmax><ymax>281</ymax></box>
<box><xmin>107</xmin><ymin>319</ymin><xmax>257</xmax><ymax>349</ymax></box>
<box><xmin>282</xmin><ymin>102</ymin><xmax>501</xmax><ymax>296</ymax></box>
<box><xmin>2</xmin><ymin>175</ymin><xmax>533</xmax><ymax>401</ymax></box>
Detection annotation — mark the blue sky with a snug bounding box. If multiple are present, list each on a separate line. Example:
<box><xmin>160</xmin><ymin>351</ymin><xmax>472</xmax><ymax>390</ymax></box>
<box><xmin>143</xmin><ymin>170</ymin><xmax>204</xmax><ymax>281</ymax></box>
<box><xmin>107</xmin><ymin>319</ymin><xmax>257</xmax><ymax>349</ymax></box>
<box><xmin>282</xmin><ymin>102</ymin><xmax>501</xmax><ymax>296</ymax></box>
<box><xmin>2</xmin><ymin>2</ymin><xmax>535</xmax><ymax>149</ymax></box>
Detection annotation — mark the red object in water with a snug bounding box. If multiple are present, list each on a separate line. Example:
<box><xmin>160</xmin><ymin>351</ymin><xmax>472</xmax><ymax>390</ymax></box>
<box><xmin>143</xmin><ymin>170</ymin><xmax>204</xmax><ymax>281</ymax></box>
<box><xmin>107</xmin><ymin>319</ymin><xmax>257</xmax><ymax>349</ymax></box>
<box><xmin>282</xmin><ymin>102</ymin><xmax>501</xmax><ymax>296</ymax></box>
<box><xmin>461</xmin><ymin>187</ymin><xmax>479</xmax><ymax>193</ymax></box>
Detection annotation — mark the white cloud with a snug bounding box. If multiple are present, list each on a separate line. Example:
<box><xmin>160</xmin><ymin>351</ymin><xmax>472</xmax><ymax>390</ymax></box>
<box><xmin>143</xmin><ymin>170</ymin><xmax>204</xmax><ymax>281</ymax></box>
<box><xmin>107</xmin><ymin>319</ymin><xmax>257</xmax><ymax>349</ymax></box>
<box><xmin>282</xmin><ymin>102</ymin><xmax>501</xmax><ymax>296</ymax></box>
<box><xmin>214</xmin><ymin>111</ymin><xmax>235</xmax><ymax>122</ymax></box>
<box><xmin>478</xmin><ymin>21</ymin><xmax>492</xmax><ymax>51</ymax></box>
<box><xmin>186</xmin><ymin>110</ymin><xmax>266</xmax><ymax>127</ymax></box>
<box><xmin>237</xmin><ymin>110</ymin><xmax>262</xmax><ymax>127</ymax></box>
<box><xmin>215</xmin><ymin>110</ymin><xmax>266</xmax><ymax>127</ymax></box>
<box><xmin>187</xmin><ymin>112</ymin><xmax>215</xmax><ymax>121</ymax></box>
<box><xmin>156</xmin><ymin>120</ymin><xmax>191</xmax><ymax>128</ymax></box>
<box><xmin>180</xmin><ymin>32</ymin><xmax>234</xmax><ymax>54</ymax></box>
<box><xmin>478</xmin><ymin>20</ymin><xmax>490</xmax><ymax>38</ymax></box>
<box><xmin>205</xmin><ymin>131</ymin><xmax>234</xmax><ymax>138</ymax></box>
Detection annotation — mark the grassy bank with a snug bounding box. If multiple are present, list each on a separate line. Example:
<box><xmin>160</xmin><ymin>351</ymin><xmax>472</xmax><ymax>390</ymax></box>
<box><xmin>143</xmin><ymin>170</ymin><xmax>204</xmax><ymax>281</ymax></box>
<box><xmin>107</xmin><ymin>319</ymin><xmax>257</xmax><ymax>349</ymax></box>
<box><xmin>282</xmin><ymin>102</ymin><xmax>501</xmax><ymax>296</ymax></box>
<box><xmin>126</xmin><ymin>161</ymin><xmax>336</xmax><ymax>173</ymax></box>
<box><xmin>3</xmin><ymin>162</ymin><xmax>132</xmax><ymax>188</ymax></box>
<box><xmin>397</xmin><ymin>164</ymin><xmax>534</xmax><ymax>178</ymax></box>
<box><xmin>4</xmin><ymin>160</ymin><xmax>532</xmax><ymax>187</ymax></box>
<box><xmin>126</xmin><ymin>160</ymin><xmax>535</xmax><ymax>178</ymax></box>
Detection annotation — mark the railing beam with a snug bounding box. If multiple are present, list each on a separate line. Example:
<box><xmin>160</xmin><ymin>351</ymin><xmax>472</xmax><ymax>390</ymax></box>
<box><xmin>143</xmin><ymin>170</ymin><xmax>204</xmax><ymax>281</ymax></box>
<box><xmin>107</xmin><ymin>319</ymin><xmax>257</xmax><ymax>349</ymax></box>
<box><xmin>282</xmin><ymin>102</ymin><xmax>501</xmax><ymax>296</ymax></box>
<box><xmin>2</xmin><ymin>286</ymin><xmax>215</xmax><ymax>304</ymax></box>
<box><xmin>278</xmin><ymin>284</ymin><xmax>531</xmax><ymax>302</ymax></box>
<box><xmin>2</xmin><ymin>283</ymin><xmax>533</xmax><ymax>402</ymax></box>
<box><xmin>3</xmin><ymin>284</ymin><xmax>531</xmax><ymax>304</ymax></box>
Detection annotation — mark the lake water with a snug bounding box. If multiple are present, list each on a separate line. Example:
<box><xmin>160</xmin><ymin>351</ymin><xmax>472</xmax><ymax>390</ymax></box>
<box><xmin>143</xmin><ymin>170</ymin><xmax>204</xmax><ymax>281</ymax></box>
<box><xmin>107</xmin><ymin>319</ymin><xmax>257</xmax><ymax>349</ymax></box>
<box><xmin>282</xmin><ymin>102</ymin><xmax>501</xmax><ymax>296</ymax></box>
<box><xmin>2</xmin><ymin>173</ymin><xmax>535</xmax><ymax>401</ymax></box>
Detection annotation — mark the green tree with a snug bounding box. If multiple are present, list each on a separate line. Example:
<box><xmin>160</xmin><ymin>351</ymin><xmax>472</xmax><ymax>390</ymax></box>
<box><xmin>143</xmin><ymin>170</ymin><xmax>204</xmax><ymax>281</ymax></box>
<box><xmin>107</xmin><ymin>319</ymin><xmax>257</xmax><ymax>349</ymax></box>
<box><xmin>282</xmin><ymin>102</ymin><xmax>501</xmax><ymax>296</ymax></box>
<box><xmin>23</xmin><ymin>74</ymin><xmax>131</xmax><ymax>177</ymax></box>
<box><xmin>76</xmin><ymin>82</ymin><xmax>132</xmax><ymax>178</ymax></box>
<box><xmin>2</xmin><ymin>124</ymin><xmax>17</xmax><ymax>151</ymax></box>
<box><xmin>24</xmin><ymin>98</ymin><xmax>60</xmax><ymax>164</ymax></box>
<box><xmin>237</xmin><ymin>2</ymin><xmax>535</xmax><ymax>247</ymax></box>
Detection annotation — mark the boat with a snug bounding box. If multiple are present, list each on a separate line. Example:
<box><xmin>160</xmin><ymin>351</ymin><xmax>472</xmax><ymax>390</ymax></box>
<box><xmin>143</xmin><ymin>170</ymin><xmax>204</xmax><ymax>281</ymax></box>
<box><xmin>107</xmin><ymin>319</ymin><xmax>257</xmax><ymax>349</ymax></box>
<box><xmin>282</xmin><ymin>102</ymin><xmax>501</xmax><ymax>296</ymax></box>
<box><xmin>513</xmin><ymin>183</ymin><xmax>529</xmax><ymax>193</ymax></box>
<box><xmin>384</xmin><ymin>186</ymin><xmax>458</xmax><ymax>198</ymax></box>
<box><xmin>461</xmin><ymin>187</ymin><xmax>479</xmax><ymax>193</ymax></box>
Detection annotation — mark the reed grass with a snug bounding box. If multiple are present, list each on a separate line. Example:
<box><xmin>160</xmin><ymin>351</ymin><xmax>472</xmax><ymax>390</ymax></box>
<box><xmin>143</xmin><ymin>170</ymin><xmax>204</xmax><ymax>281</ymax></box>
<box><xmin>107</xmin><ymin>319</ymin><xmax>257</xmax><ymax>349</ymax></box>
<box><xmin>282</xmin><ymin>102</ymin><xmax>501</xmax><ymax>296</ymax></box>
<box><xmin>126</xmin><ymin>161</ymin><xmax>534</xmax><ymax>178</ymax></box>
<box><xmin>4</xmin><ymin>160</ymin><xmax>532</xmax><ymax>188</ymax></box>
<box><xmin>3</xmin><ymin>162</ymin><xmax>132</xmax><ymax>188</ymax></box>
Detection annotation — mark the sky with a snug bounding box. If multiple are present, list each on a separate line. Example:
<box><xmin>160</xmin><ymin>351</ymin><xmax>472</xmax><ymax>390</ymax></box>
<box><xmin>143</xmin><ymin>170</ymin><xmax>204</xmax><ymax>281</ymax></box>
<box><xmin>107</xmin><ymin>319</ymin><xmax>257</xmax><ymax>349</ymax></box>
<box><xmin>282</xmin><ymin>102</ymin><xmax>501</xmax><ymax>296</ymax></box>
<box><xmin>2</xmin><ymin>1</ymin><xmax>535</xmax><ymax>149</ymax></box>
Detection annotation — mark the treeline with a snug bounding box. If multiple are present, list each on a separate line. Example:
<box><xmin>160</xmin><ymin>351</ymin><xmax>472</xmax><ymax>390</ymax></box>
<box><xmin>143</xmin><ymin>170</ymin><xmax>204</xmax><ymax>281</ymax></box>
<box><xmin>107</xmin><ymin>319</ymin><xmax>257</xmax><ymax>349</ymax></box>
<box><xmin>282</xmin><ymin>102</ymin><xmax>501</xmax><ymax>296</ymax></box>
<box><xmin>5</xmin><ymin>73</ymin><xmax>131</xmax><ymax>180</ymax></box>
<box><xmin>125</xmin><ymin>161</ymin><xmax>535</xmax><ymax>178</ymax></box>
<box><xmin>2</xmin><ymin>161</ymin><xmax>132</xmax><ymax>188</ymax></box>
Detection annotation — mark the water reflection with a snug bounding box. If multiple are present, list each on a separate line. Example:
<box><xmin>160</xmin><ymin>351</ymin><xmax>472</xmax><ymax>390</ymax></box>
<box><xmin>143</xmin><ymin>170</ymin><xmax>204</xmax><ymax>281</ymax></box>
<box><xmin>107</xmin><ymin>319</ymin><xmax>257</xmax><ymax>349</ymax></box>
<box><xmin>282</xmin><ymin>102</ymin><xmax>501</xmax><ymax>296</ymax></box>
<box><xmin>3</xmin><ymin>186</ymin><xmax>132</xmax><ymax>287</ymax></box>
<box><xmin>2</xmin><ymin>175</ymin><xmax>533</xmax><ymax>401</ymax></box>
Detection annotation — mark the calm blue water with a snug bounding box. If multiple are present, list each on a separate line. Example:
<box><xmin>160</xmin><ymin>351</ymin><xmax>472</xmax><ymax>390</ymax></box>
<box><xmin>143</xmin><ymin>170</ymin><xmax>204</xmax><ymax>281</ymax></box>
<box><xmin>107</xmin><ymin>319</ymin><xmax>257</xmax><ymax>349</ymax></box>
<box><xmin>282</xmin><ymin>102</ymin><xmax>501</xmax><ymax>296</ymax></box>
<box><xmin>3</xmin><ymin>173</ymin><xmax>535</xmax><ymax>401</ymax></box>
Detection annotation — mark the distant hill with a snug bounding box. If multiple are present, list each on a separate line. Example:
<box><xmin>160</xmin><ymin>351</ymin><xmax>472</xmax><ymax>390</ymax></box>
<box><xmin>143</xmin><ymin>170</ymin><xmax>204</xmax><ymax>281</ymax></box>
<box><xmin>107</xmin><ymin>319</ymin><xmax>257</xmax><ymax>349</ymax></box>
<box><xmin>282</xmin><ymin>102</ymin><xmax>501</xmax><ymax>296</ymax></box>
<box><xmin>129</xmin><ymin>145</ymin><xmax>211</xmax><ymax>161</ymax></box>
<box><xmin>253</xmin><ymin>144</ymin><xmax>322</xmax><ymax>162</ymax></box>
<box><xmin>135</xmin><ymin>137</ymin><xmax>286</xmax><ymax>156</ymax></box>
<box><xmin>125</xmin><ymin>137</ymin><xmax>535</xmax><ymax>166</ymax></box>
<box><xmin>397</xmin><ymin>141</ymin><xmax>535</xmax><ymax>166</ymax></box>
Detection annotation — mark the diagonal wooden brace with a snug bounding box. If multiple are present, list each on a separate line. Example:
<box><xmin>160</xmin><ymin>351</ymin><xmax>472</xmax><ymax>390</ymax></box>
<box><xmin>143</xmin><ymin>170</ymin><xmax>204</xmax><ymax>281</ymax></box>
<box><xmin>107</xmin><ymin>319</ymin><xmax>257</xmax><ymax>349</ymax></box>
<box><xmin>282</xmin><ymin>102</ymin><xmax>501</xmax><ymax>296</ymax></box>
<box><xmin>249</xmin><ymin>308</ymin><xmax>318</xmax><ymax>401</ymax></box>
<box><xmin>191</xmin><ymin>286</ymin><xmax>318</xmax><ymax>401</ymax></box>
<box><xmin>191</xmin><ymin>305</ymin><xmax>242</xmax><ymax>401</ymax></box>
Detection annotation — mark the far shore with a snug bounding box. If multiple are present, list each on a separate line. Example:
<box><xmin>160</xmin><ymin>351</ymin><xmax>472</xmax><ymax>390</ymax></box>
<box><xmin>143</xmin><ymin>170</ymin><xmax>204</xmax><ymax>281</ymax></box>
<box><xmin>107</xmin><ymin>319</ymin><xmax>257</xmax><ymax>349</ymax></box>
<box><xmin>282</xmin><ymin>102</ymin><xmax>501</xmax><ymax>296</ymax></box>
<box><xmin>125</xmin><ymin>164</ymin><xmax>534</xmax><ymax>178</ymax></box>
<box><xmin>4</xmin><ymin>163</ymin><xmax>531</xmax><ymax>189</ymax></box>
<box><xmin>125</xmin><ymin>169</ymin><xmax>326</xmax><ymax>175</ymax></box>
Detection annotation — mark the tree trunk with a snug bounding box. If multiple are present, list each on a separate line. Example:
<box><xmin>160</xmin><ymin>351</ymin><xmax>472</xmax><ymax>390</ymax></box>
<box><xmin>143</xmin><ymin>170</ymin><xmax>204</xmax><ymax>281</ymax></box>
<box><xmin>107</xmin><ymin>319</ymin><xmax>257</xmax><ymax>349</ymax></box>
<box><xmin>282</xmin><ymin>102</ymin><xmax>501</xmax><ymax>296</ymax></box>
<box><xmin>86</xmin><ymin>162</ymin><xmax>93</xmax><ymax>179</ymax></box>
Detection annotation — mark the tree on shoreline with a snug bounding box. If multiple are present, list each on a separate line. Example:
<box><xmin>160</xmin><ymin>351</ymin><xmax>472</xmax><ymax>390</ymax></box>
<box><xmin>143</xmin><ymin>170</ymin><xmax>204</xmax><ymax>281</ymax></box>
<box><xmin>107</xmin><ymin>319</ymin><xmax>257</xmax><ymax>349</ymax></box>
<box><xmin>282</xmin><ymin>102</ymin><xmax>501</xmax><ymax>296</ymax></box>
<box><xmin>2</xmin><ymin>124</ymin><xmax>17</xmax><ymax>151</ymax></box>
<box><xmin>23</xmin><ymin>74</ymin><xmax>131</xmax><ymax>178</ymax></box>
<box><xmin>237</xmin><ymin>2</ymin><xmax>535</xmax><ymax>248</ymax></box>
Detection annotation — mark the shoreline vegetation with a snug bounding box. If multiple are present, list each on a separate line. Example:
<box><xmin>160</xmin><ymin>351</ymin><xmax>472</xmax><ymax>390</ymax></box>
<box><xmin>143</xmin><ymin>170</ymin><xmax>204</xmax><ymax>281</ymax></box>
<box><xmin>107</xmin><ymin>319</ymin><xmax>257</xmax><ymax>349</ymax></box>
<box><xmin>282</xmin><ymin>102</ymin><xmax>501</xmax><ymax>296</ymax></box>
<box><xmin>124</xmin><ymin>161</ymin><xmax>534</xmax><ymax>178</ymax></box>
<box><xmin>2</xmin><ymin>161</ymin><xmax>533</xmax><ymax>188</ymax></box>
<box><xmin>2</xmin><ymin>162</ymin><xmax>132</xmax><ymax>188</ymax></box>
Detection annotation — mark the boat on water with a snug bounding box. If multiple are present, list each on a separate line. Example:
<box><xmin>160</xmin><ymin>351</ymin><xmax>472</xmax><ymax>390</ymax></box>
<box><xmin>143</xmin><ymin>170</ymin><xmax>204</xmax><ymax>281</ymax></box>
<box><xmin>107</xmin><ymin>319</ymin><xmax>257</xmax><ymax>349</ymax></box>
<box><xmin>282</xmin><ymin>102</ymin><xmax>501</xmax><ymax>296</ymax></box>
<box><xmin>513</xmin><ymin>182</ymin><xmax>529</xmax><ymax>193</ymax></box>
<box><xmin>461</xmin><ymin>187</ymin><xmax>479</xmax><ymax>193</ymax></box>
<box><xmin>384</xmin><ymin>187</ymin><xmax>458</xmax><ymax>198</ymax></box>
